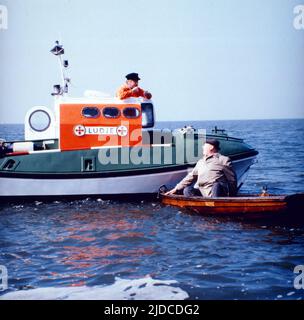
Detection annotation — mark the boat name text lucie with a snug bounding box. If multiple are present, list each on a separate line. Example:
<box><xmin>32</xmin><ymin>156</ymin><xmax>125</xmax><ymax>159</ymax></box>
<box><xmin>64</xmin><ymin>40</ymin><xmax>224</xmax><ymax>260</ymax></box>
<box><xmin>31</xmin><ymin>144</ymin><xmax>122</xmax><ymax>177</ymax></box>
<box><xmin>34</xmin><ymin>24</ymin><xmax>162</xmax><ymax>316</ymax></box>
<box><xmin>74</xmin><ymin>125</ymin><xmax>128</xmax><ymax>137</ymax></box>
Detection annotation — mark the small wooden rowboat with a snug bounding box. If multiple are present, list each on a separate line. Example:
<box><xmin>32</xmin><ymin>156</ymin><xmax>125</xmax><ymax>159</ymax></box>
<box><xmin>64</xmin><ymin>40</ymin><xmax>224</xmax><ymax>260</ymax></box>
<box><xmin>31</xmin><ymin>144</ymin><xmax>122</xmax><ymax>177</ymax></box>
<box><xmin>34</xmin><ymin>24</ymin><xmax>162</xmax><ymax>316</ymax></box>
<box><xmin>160</xmin><ymin>192</ymin><xmax>304</xmax><ymax>220</ymax></box>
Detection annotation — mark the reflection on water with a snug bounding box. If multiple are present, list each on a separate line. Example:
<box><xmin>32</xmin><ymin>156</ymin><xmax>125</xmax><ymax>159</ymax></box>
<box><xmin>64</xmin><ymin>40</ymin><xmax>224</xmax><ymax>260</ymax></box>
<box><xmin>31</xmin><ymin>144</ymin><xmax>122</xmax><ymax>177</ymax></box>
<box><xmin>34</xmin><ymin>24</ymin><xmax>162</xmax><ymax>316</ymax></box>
<box><xmin>0</xmin><ymin>199</ymin><xmax>303</xmax><ymax>299</ymax></box>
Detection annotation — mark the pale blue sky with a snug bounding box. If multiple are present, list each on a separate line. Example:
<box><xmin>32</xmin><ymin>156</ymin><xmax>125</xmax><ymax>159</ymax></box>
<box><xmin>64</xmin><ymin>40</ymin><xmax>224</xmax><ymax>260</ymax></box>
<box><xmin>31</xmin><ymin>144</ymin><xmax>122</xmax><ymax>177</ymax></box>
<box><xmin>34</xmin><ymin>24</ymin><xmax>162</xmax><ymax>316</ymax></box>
<box><xmin>0</xmin><ymin>0</ymin><xmax>303</xmax><ymax>123</ymax></box>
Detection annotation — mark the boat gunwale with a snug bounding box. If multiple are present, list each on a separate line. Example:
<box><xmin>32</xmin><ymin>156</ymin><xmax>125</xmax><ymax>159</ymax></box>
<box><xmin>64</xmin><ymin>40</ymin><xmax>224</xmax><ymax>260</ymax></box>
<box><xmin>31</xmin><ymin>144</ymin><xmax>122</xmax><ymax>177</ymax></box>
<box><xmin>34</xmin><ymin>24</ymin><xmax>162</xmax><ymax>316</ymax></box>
<box><xmin>161</xmin><ymin>193</ymin><xmax>289</xmax><ymax>203</ymax></box>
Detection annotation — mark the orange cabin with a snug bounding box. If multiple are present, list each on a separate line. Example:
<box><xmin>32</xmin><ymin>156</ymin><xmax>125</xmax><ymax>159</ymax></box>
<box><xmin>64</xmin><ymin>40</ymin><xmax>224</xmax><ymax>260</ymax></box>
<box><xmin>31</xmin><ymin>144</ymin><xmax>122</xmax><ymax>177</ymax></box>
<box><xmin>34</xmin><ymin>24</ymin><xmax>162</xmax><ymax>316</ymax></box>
<box><xmin>59</xmin><ymin>103</ymin><xmax>144</xmax><ymax>151</ymax></box>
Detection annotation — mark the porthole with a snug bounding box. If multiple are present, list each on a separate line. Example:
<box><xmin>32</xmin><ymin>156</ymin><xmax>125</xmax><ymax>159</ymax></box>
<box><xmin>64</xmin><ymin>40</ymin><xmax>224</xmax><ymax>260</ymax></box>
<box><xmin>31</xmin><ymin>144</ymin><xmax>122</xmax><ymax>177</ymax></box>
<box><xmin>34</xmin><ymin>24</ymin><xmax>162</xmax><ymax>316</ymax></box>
<box><xmin>123</xmin><ymin>107</ymin><xmax>140</xmax><ymax>119</ymax></box>
<box><xmin>82</xmin><ymin>107</ymin><xmax>100</xmax><ymax>118</ymax></box>
<box><xmin>29</xmin><ymin>110</ymin><xmax>51</xmax><ymax>132</ymax></box>
<box><xmin>103</xmin><ymin>107</ymin><xmax>120</xmax><ymax>118</ymax></box>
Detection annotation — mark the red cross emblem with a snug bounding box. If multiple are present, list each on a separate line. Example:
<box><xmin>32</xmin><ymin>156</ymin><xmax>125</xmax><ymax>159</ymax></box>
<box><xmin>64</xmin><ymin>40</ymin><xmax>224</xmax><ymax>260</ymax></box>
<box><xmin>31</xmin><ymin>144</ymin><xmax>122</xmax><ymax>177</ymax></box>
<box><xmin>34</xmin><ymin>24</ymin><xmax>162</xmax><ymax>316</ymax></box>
<box><xmin>116</xmin><ymin>125</ymin><xmax>128</xmax><ymax>137</ymax></box>
<box><xmin>74</xmin><ymin>125</ymin><xmax>85</xmax><ymax>137</ymax></box>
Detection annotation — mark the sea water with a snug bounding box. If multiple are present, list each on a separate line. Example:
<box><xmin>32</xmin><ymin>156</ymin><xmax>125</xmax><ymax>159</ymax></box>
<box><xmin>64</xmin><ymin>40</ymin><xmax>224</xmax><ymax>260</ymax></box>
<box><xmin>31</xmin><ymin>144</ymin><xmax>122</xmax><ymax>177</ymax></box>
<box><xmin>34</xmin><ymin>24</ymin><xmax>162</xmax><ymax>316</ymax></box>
<box><xmin>0</xmin><ymin>119</ymin><xmax>303</xmax><ymax>300</ymax></box>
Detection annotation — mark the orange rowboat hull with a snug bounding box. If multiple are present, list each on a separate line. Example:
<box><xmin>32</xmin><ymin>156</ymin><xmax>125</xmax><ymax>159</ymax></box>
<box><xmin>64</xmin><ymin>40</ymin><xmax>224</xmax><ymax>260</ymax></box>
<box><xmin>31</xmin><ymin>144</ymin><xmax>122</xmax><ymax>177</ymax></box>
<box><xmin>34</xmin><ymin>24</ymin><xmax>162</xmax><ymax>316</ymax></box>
<box><xmin>161</xmin><ymin>193</ymin><xmax>304</xmax><ymax>220</ymax></box>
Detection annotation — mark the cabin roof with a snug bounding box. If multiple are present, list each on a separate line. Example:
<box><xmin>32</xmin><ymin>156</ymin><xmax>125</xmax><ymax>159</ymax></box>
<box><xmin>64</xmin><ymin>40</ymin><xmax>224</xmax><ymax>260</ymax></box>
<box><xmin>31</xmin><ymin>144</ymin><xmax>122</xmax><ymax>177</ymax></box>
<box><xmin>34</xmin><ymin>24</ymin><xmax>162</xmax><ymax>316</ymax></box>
<box><xmin>56</xmin><ymin>96</ymin><xmax>150</xmax><ymax>105</ymax></box>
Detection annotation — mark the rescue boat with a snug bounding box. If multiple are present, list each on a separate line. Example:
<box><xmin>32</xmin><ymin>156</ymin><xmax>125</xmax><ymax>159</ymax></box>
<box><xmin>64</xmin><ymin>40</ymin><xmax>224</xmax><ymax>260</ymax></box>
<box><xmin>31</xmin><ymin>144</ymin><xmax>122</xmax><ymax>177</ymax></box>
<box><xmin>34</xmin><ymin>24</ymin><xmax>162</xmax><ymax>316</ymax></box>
<box><xmin>0</xmin><ymin>42</ymin><xmax>258</xmax><ymax>201</ymax></box>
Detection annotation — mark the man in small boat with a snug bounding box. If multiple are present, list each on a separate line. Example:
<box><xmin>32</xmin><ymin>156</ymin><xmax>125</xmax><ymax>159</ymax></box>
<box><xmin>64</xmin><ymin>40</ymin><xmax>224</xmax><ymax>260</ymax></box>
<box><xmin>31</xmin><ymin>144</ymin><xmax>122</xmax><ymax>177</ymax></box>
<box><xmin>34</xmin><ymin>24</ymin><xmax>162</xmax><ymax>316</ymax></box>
<box><xmin>166</xmin><ymin>139</ymin><xmax>237</xmax><ymax>198</ymax></box>
<box><xmin>116</xmin><ymin>73</ymin><xmax>152</xmax><ymax>100</ymax></box>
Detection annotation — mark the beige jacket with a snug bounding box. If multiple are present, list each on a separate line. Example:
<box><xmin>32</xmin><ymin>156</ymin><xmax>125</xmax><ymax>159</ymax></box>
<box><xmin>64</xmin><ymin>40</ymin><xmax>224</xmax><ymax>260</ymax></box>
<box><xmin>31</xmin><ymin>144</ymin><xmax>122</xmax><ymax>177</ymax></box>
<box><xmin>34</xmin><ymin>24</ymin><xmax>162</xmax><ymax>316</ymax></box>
<box><xmin>176</xmin><ymin>153</ymin><xmax>237</xmax><ymax>197</ymax></box>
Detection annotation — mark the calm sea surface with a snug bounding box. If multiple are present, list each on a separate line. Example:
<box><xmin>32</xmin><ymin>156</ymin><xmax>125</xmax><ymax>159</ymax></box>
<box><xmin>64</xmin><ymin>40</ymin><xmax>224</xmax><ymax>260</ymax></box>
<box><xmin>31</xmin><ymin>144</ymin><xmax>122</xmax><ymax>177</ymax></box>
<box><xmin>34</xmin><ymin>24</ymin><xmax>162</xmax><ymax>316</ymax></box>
<box><xmin>0</xmin><ymin>119</ymin><xmax>303</xmax><ymax>300</ymax></box>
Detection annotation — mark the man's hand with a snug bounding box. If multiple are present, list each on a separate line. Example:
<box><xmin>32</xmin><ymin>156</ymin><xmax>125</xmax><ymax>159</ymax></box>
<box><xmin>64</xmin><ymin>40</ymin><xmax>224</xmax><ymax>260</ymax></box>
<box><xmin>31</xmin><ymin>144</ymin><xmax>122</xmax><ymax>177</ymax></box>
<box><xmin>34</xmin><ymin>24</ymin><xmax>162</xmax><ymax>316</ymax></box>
<box><xmin>165</xmin><ymin>187</ymin><xmax>178</xmax><ymax>196</ymax></box>
<box><xmin>132</xmin><ymin>87</ymin><xmax>140</xmax><ymax>94</ymax></box>
<box><xmin>144</xmin><ymin>91</ymin><xmax>152</xmax><ymax>99</ymax></box>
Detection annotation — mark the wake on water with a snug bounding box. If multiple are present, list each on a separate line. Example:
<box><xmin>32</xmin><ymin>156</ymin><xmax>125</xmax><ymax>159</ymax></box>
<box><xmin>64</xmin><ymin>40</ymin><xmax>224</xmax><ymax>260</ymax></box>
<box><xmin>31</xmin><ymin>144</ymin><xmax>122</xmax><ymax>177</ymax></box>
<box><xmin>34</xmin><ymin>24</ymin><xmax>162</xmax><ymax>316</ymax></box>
<box><xmin>0</xmin><ymin>276</ymin><xmax>189</xmax><ymax>300</ymax></box>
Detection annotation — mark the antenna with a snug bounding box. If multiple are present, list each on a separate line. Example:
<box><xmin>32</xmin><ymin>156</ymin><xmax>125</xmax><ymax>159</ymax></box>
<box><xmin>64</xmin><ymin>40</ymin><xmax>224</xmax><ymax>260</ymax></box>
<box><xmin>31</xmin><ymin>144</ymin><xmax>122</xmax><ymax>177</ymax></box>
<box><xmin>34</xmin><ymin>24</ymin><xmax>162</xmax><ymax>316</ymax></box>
<box><xmin>50</xmin><ymin>41</ymin><xmax>70</xmax><ymax>96</ymax></box>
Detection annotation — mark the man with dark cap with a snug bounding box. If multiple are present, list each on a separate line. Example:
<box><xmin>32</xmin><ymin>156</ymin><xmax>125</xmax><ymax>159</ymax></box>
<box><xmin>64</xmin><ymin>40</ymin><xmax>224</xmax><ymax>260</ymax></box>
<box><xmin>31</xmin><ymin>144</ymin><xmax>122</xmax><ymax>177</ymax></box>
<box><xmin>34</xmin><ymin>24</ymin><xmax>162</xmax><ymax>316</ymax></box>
<box><xmin>116</xmin><ymin>73</ymin><xmax>152</xmax><ymax>100</ymax></box>
<box><xmin>166</xmin><ymin>139</ymin><xmax>237</xmax><ymax>197</ymax></box>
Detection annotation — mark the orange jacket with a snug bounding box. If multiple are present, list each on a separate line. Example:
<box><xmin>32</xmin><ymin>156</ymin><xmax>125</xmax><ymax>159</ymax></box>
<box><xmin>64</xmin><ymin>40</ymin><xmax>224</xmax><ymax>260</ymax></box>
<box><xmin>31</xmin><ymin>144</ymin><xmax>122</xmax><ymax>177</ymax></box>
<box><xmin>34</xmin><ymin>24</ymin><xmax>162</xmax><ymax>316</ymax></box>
<box><xmin>116</xmin><ymin>84</ymin><xmax>148</xmax><ymax>100</ymax></box>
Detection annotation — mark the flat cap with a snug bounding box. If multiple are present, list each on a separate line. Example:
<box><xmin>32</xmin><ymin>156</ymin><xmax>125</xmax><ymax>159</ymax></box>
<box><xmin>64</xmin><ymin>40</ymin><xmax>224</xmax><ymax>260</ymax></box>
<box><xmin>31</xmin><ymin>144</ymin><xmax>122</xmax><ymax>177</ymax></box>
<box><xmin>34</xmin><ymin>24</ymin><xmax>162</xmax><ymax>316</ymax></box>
<box><xmin>126</xmin><ymin>73</ymin><xmax>141</xmax><ymax>81</ymax></box>
<box><xmin>206</xmin><ymin>138</ymin><xmax>220</xmax><ymax>150</ymax></box>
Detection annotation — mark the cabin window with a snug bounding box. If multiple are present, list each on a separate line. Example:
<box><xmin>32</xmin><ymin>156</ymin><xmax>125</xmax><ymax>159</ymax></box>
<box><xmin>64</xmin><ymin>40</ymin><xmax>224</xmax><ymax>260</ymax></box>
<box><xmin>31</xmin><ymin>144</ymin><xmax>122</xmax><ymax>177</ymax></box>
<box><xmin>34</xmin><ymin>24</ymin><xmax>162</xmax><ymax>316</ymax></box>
<box><xmin>123</xmin><ymin>107</ymin><xmax>140</xmax><ymax>119</ymax></box>
<box><xmin>82</xmin><ymin>107</ymin><xmax>100</xmax><ymax>118</ymax></box>
<box><xmin>141</xmin><ymin>103</ymin><xmax>154</xmax><ymax>128</ymax></box>
<box><xmin>29</xmin><ymin>110</ymin><xmax>51</xmax><ymax>132</ymax></box>
<box><xmin>103</xmin><ymin>107</ymin><xmax>120</xmax><ymax>118</ymax></box>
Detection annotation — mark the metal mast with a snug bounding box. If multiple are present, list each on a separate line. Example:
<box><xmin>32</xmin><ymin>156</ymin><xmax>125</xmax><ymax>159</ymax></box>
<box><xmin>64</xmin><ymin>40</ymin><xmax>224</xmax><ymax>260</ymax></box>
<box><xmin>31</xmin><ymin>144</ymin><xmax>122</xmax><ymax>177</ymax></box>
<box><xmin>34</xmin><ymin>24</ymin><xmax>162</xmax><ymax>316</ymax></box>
<box><xmin>50</xmin><ymin>41</ymin><xmax>70</xmax><ymax>96</ymax></box>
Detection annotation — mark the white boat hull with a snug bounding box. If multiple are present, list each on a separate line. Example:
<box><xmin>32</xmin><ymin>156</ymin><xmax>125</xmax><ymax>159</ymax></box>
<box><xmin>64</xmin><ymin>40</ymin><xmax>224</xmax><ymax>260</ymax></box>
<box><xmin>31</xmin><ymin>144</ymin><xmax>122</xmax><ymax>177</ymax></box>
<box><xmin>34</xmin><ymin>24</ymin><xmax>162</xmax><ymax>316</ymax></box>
<box><xmin>0</xmin><ymin>156</ymin><xmax>256</xmax><ymax>199</ymax></box>
<box><xmin>0</xmin><ymin>169</ymin><xmax>188</xmax><ymax>198</ymax></box>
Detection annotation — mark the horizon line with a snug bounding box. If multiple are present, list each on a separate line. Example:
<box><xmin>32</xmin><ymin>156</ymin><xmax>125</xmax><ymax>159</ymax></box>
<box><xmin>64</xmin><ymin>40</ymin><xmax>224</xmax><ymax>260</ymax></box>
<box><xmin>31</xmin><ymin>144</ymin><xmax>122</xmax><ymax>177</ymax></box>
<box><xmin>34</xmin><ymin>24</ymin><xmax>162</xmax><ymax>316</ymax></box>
<box><xmin>1</xmin><ymin>117</ymin><xmax>303</xmax><ymax>125</ymax></box>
